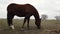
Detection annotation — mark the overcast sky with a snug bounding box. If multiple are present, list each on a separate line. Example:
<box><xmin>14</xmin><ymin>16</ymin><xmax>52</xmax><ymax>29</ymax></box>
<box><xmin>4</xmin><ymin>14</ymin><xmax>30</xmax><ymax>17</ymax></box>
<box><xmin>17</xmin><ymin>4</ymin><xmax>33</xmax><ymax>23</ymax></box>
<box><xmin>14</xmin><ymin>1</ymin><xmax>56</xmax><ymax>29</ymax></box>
<box><xmin>0</xmin><ymin>0</ymin><xmax>60</xmax><ymax>19</ymax></box>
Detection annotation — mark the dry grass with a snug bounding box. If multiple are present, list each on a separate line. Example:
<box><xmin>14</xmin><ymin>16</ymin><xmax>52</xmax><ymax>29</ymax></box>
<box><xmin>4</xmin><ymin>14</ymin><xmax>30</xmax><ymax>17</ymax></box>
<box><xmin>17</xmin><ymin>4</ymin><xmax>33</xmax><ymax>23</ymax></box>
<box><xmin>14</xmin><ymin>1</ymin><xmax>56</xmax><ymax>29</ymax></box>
<box><xmin>0</xmin><ymin>19</ymin><xmax>60</xmax><ymax>34</ymax></box>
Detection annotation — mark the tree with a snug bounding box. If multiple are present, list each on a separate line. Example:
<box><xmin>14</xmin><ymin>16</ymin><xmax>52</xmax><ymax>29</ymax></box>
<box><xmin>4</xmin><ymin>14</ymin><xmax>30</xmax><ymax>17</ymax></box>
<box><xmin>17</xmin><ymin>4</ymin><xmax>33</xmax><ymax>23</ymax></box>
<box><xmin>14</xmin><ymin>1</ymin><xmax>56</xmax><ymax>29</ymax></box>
<box><xmin>41</xmin><ymin>14</ymin><xmax>48</xmax><ymax>20</ymax></box>
<box><xmin>55</xmin><ymin>16</ymin><xmax>60</xmax><ymax>20</ymax></box>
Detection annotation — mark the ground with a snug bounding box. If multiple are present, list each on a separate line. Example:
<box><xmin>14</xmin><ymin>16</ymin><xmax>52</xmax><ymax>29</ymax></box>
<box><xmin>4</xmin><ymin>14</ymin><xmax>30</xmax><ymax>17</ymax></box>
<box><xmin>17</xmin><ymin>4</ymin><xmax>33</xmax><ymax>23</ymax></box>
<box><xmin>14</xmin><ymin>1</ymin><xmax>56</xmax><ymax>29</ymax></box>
<box><xmin>0</xmin><ymin>19</ymin><xmax>60</xmax><ymax>34</ymax></box>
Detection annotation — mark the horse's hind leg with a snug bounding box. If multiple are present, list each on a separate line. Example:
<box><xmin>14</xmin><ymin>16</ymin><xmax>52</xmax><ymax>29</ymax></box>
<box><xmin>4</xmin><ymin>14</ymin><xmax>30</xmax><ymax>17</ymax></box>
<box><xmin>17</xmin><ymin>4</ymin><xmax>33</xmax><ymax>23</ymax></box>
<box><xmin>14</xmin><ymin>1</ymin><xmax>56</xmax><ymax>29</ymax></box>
<box><xmin>7</xmin><ymin>13</ymin><xmax>14</xmax><ymax>29</ymax></box>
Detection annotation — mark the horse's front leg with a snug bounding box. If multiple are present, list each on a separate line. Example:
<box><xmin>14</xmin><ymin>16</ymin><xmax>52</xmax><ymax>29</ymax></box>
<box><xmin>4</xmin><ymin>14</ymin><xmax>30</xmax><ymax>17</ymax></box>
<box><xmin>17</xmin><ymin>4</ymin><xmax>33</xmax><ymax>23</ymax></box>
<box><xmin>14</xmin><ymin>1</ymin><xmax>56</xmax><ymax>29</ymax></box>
<box><xmin>7</xmin><ymin>13</ymin><xmax>14</xmax><ymax>29</ymax></box>
<box><xmin>27</xmin><ymin>17</ymin><xmax>30</xmax><ymax>29</ymax></box>
<box><xmin>22</xmin><ymin>17</ymin><xmax>26</xmax><ymax>28</ymax></box>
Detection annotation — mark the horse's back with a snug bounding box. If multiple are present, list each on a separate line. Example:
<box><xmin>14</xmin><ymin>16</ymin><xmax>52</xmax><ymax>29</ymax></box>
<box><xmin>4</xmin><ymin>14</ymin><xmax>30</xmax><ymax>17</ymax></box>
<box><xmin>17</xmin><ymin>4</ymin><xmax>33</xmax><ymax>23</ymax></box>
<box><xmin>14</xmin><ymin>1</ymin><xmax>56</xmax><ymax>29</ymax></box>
<box><xmin>7</xmin><ymin>3</ymin><xmax>31</xmax><ymax>12</ymax></box>
<box><xmin>7</xmin><ymin>3</ymin><xmax>37</xmax><ymax>17</ymax></box>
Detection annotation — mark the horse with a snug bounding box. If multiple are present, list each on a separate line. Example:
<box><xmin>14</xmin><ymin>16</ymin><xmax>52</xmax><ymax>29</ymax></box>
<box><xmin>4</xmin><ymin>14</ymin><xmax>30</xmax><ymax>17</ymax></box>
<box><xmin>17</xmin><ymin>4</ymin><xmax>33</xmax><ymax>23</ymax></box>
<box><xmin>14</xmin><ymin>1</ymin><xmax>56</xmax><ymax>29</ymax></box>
<box><xmin>7</xmin><ymin>3</ymin><xmax>41</xmax><ymax>29</ymax></box>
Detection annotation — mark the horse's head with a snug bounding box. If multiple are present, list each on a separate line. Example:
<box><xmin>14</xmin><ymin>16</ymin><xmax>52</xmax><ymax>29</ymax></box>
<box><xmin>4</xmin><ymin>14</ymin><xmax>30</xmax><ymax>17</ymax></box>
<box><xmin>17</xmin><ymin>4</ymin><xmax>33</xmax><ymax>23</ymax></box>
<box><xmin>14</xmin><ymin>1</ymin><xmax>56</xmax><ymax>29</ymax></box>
<box><xmin>35</xmin><ymin>18</ymin><xmax>41</xmax><ymax>29</ymax></box>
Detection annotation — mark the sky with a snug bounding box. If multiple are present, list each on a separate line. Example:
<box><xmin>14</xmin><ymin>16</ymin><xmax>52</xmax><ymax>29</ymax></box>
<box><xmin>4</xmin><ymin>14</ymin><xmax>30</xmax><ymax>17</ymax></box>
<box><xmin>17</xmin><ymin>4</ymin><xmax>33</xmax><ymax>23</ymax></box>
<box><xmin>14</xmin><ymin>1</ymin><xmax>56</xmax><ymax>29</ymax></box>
<box><xmin>0</xmin><ymin>0</ymin><xmax>60</xmax><ymax>19</ymax></box>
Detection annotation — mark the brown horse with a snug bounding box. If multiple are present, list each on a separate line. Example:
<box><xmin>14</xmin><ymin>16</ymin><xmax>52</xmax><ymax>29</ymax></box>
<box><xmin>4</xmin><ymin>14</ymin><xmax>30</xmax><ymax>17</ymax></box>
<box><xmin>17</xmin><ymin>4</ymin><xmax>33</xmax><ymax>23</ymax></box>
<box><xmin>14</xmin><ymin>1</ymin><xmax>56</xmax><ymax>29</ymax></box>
<box><xmin>7</xmin><ymin>3</ymin><xmax>41</xmax><ymax>29</ymax></box>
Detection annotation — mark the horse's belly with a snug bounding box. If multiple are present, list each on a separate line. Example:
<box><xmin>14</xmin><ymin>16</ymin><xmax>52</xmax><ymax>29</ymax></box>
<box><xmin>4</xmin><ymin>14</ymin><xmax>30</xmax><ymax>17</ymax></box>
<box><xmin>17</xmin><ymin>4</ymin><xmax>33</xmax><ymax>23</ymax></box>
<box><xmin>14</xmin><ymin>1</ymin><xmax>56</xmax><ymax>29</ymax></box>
<box><xmin>15</xmin><ymin>12</ymin><xmax>32</xmax><ymax>17</ymax></box>
<box><xmin>15</xmin><ymin>14</ymin><xmax>25</xmax><ymax>17</ymax></box>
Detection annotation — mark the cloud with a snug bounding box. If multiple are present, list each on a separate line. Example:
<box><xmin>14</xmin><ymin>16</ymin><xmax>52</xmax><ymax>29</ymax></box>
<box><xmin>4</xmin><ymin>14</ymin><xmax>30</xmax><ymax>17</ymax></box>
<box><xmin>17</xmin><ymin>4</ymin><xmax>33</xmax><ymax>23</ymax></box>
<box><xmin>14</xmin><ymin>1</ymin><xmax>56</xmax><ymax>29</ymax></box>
<box><xmin>0</xmin><ymin>0</ymin><xmax>60</xmax><ymax>19</ymax></box>
<box><xmin>0</xmin><ymin>0</ymin><xmax>13</xmax><ymax>4</ymax></box>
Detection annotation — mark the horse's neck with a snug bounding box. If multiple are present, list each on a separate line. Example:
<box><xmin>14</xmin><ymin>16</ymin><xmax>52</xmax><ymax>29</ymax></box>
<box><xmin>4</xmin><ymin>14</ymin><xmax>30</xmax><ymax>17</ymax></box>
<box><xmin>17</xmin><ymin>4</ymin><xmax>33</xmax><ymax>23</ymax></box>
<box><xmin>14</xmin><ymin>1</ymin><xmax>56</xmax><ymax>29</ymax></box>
<box><xmin>33</xmin><ymin>11</ymin><xmax>40</xmax><ymax>20</ymax></box>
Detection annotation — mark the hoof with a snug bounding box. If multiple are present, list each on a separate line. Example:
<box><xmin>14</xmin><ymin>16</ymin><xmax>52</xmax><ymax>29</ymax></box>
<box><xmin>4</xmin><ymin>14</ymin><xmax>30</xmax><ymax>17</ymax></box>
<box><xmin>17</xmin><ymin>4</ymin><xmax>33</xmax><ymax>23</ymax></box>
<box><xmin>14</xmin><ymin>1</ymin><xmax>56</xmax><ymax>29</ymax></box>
<box><xmin>37</xmin><ymin>26</ymin><xmax>41</xmax><ymax>29</ymax></box>
<box><xmin>10</xmin><ymin>25</ymin><xmax>15</xmax><ymax>30</ymax></box>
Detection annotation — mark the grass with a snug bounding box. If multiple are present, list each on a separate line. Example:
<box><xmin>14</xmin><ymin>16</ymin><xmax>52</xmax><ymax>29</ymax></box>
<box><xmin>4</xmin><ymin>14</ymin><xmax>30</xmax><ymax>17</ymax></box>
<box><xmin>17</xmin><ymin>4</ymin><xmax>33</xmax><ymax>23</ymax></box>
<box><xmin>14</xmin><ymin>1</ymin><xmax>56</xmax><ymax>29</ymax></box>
<box><xmin>0</xmin><ymin>19</ymin><xmax>60</xmax><ymax>34</ymax></box>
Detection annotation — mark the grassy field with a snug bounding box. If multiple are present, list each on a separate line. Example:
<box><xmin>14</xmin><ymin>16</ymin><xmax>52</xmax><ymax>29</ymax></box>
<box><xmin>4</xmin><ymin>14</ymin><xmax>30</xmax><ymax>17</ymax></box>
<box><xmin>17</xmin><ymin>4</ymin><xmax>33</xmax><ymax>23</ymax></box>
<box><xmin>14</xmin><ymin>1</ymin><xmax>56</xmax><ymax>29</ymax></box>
<box><xmin>0</xmin><ymin>19</ymin><xmax>60</xmax><ymax>34</ymax></box>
